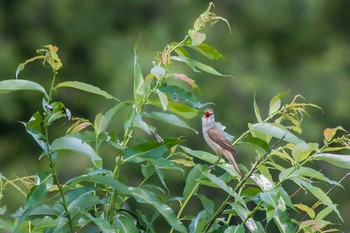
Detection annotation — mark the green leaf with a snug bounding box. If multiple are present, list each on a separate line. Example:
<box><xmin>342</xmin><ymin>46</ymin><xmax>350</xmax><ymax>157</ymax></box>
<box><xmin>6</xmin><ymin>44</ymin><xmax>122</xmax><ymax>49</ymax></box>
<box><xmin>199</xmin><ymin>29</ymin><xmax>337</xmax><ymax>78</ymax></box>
<box><xmin>15</xmin><ymin>55</ymin><xmax>45</xmax><ymax>78</ymax></box>
<box><xmin>56</xmin><ymin>81</ymin><xmax>119</xmax><ymax>101</ymax></box>
<box><xmin>243</xmin><ymin>136</ymin><xmax>269</xmax><ymax>152</ymax></box>
<box><xmin>269</xmin><ymin>93</ymin><xmax>286</xmax><ymax>117</ymax></box>
<box><xmin>251</xmin><ymin>123</ymin><xmax>304</xmax><ymax>144</ymax></box>
<box><xmin>23</xmin><ymin>112</ymin><xmax>47</xmax><ymax>151</ymax></box>
<box><xmin>26</xmin><ymin>173</ymin><xmax>53</xmax><ymax>209</ymax></box>
<box><xmin>260</xmin><ymin>189</ymin><xmax>279</xmax><ymax>209</ymax></box>
<box><xmin>198</xmin><ymin>194</ymin><xmax>214</xmax><ymax>216</ymax></box>
<box><xmin>253</xmin><ymin>93</ymin><xmax>263</xmax><ymax>123</ymax></box>
<box><xmin>0</xmin><ymin>79</ymin><xmax>47</xmax><ymax>96</ymax></box>
<box><xmin>46</xmin><ymin>102</ymin><xmax>67</xmax><ymax>125</ymax></box>
<box><xmin>80</xmin><ymin>210</ymin><xmax>115</xmax><ymax>233</ymax></box>
<box><xmin>147</xmin><ymin>98</ymin><xmax>200</xmax><ymax>119</ymax></box>
<box><xmin>67</xmin><ymin>190</ymin><xmax>100</xmax><ymax>212</ymax></box>
<box><xmin>123</xmin><ymin>138</ymin><xmax>182</xmax><ymax>164</ymax></box>
<box><xmin>94</xmin><ymin>113</ymin><xmax>108</xmax><ymax>136</ymax></box>
<box><xmin>156</xmin><ymin>89</ymin><xmax>168</xmax><ymax>110</ymax></box>
<box><xmin>171</xmin><ymin>56</ymin><xmax>227</xmax><ymax>76</ymax></box>
<box><xmin>273</xmin><ymin>209</ymin><xmax>295</xmax><ymax>233</ymax></box>
<box><xmin>188</xmin><ymin>30</ymin><xmax>206</xmax><ymax>46</ymax></box>
<box><xmin>157</xmin><ymin>84</ymin><xmax>210</xmax><ymax>109</ymax></box>
<box><xmin>313</xmin><ymin>153</ymin><xmax>350</xmax><ymax>169</ymax></box>
<box><xmin>65</xmin><ymin>173</ymin><xmax>131</xmax><ymax>196</ymax></box>
<box><xmin>223</xmin><ymin>225</ymin><xmax>245</xmax><ymax>233</ymax></box>
<box><xmin>296</xmin><ymin>179</ymin><xmax>333</xmax><ymax>206</ymax></box>
<box><xmin>129</xmin><ymin>187</ymin><xmax>187</xmax><ymax>233</ymax></box>
<box><xmin>133</xmin><ymin>46</ymin><xmax>145</xmax><ymax>105</ymax></box>
<box><xmin>51</xmin><ymin>136</ymin><xmax>102</xmax><ymax>169</ymax></box>
<box><xmin>143</xmin><ymin>111</ymin><xmax>198</xmax><ymax>133</ymax></box>
<box><xmin>183</xmin><ymin>164</ymin><xmax>203</xmax><ymax>201</ymax></box>
<box><xmin>189</xmin><ymin>210</ymin><xmax>207</xmax><ymax>233</ymax></box>
<box><xmin>292</xmin><ymin>142</ymin><xmax>319</xmax><ymax>162</ymax></box>
<box><xmin>279</xmin><ymin>167</ymin><xmax>339</xmax><ymax>186</ymax></box>
<box><xmin>189</xmin><ymin>43</ymin><xmax>225</xmax><ymax>60</ymax></box>
<box><xmin>115</xmin><ymin>215</ymin><xmax>139</xmax><ymax>233</ymax></box>
<box><xmin>298</xmin><ymin>220</ymin><xmax>331</xmax><ymax>232</ymax></box>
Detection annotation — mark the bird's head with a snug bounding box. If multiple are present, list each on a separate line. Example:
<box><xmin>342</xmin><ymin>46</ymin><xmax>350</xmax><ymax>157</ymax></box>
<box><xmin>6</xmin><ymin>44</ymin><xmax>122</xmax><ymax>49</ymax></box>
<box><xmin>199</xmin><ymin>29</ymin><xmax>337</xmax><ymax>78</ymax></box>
<box><xmin>203</xmin><ymin>108</ymin><xmax>215</xmax><ymax>122</ymax></box>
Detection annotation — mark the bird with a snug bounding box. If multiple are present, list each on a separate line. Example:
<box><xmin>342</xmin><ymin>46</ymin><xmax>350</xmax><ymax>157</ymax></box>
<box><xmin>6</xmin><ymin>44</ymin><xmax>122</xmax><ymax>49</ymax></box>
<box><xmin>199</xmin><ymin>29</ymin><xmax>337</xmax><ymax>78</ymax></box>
<box><xmin>202</xmin><ymin>108</ymin><xmax>242</xmax><ymax>175</ymax></box>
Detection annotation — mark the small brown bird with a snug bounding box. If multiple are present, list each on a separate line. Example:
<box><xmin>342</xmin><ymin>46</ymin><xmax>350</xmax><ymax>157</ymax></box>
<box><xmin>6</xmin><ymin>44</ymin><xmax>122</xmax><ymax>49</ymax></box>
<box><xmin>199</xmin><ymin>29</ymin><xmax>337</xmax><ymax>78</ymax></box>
<box><xmin>202</xmin><ymin>108</ymin><xmax>241</xmax><ymax>175</ymax></box>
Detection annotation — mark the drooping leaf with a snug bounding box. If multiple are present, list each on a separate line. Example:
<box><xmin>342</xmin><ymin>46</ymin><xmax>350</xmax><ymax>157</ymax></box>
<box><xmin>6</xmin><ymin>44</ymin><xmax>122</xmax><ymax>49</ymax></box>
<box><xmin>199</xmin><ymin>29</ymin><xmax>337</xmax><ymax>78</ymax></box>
<box><xmin>56</xmin><ymin>81</ymin><xmax>119</xmax><ymax>101</ymax></box>
<box><xmin>313</xmin><ymin>153</ymin><xmax>350</xmax><ymax>169</ymax></box>
<box><xmin>251</xmin><ymin>123</ymin><xmax>304</xmax><ymax>144</ymax></box>
<box><xmin>16</xmin><ymin>55</ymin><xmax>45</xmax><ymax>78</ymax></box>
<box><xmin>170</xmin><ymin>73</ymin><xmax>201</xmax><ymax>94</ymax></box>
<box><xmin>67</xmin><ymin>190</ymin><xmax>100</xmax><ymax>212</ymax></box>
<box><xmin>171</xmin><ymin>56</ymin><xmax>227</xmax><ymax>76</ymax></box>
<box><xmin>189</xmin><ymin>43</ymin><xmax>225</xmax><ymax>60</ymax></box>
<box><xmin>143</xmin><ymin>111</ymin><xmax>197</xmax><ymax>133</ymax></box>
<box><xmin>22</xmin><ymin>112</ymin><xmax>47</xmax><ymax>151</ymax></box>
<box><xmin>129</xmin><ymin>187</ymin><xmax>187</xmax><ymax>233</ymax></box>
<box><xmin>0</xmin><ymin>79</ymin><xmax>47</xmax><ymax>96</ymax></box>
<box><xmin>51</xmin><ymin>136</ymin><xmax>102</xmax><ymax>168</ymax></box>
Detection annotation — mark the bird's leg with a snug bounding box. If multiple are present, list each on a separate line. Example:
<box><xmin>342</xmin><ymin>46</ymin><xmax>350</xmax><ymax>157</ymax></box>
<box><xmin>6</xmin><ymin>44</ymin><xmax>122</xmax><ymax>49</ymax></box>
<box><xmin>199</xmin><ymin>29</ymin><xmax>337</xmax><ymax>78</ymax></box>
<box><xmin>209</xmin><ymin>154</ymin><xmax>223</xmax><ymax>170</ymax></box>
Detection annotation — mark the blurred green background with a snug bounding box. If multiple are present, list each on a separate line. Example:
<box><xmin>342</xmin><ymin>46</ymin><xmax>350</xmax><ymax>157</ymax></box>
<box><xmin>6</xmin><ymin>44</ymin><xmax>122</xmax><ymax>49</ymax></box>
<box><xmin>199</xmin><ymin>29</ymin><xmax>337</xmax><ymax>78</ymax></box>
<box><xmin>1</xmin><ymin>0</ymin><xmax>350</xmax><ymax>230</ymax></box>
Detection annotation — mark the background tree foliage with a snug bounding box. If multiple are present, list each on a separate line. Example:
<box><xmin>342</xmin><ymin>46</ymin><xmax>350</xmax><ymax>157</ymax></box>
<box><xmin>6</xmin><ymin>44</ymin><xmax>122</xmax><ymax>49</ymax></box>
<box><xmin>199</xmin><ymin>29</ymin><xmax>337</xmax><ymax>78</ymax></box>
<box><xmin>1</xmin><ymin>0</ymin><xmax>350</xmax><ymax>232</ymax></box>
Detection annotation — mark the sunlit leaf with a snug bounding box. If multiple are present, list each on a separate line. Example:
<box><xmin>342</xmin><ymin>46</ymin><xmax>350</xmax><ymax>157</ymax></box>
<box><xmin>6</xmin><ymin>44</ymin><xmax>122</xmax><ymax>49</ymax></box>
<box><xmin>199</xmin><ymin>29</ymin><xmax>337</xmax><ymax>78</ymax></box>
<box><xmin>189</xmin><ymin>30</ymin><xmax>206</xmax><ymax>46</ymax></box>
<box><xmin>147</xmin><ymin>98</ymin><xmax>200</xmax><ymax>119</ymax></box>
<box><xmin>269</xmin><ymin>93</ymin><xmax>286</xmax><ymax>117</ymax></box>
<box><xmin>51</xmin><ymin>136</ymin><xmax>102</xmax><ymax>169</ymax></box>
<box><xmin>156</xmin><ymin>89</ymin><xmax>168</xmax><ymax>110</ymax></box>
<box><xmin>56</xmin><ymin>81</ymin><xmax>119</xmax><ymax>101</ymax></box>
<box><xmin>295</xmin><ymin>204</ymin><xmax>315</xmax><ymax>218</ymax></box>
<box><xmin>0</xmin><ymin>79</ymin><xmax>47</xmax><ymax>96</ymax></box>
<box><xmin>170</xmin><ymin>73</ymin><xmax>201</xmax><ymax>94</ymax></box>
<box><xmin>323</xmin><ymin>126</ymin><xmax>347</xmax><ymax>142</ymax></box>
<box><xmin>292</xmin><ymin>142</ymin><xmax>319</xmax><ymax>162</ymax></box>
<box><xmin>251</xmin><ymin>123</ymin><xmax>304</xmax><ymax>144</ymax></box>
<box><xmin>129</xmin><ymin>187</ymin><xmax>187</xmax><ymax>233</ymax></box>
<box><xmin>298</xmin><ymin>220</ymin><xmax>331</xmax><ymax>231</ymax></box>
<box><xmin>313</xmin><ymin>153</ymin><xmax>350</xmax><ymax>169</ymax></box>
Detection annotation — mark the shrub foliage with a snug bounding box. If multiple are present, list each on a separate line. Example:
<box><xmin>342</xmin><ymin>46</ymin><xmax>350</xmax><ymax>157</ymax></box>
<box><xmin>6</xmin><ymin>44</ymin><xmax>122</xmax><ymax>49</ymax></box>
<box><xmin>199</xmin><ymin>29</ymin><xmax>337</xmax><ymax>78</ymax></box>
<box><xmin>0</xmin><ymin>3</ymin><xmax>350</xmax><ymax>233</ymax></box>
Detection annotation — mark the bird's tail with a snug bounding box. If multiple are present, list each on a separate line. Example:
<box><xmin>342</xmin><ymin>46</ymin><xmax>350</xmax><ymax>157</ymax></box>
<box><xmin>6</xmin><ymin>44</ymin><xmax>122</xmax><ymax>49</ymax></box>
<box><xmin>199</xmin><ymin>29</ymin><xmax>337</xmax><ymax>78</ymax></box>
<box><xmin>225</xmin><ymin>151</ymin><xmax>242</xmax><ymax>176</ymax></box>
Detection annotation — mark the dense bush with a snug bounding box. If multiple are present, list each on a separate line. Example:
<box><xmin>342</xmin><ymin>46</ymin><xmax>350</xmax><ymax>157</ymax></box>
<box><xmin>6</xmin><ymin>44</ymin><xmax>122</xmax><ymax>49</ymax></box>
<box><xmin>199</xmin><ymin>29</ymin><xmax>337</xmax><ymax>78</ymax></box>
<box><xmin>1</xmin><ymin>3</ymin><xmax>350</xmax><ymax>233</ymax></box>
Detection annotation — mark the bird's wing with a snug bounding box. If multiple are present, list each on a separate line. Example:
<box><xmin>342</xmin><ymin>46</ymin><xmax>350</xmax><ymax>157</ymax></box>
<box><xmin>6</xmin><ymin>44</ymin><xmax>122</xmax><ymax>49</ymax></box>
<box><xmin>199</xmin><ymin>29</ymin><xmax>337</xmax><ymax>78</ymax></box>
<box><xmin>207</xmin><ymin>127</ymin><xmax>236</xmax><ymax>154</ymax></box>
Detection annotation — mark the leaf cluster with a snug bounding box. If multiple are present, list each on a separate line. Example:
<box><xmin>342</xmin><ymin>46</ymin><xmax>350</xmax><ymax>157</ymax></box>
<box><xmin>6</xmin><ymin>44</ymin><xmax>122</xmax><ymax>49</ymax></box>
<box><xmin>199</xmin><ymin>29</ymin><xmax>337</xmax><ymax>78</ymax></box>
<box><xmin>0</xmin><ymin>3</ymin><xmax>350</xmax><ymax>233</ymax></box>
